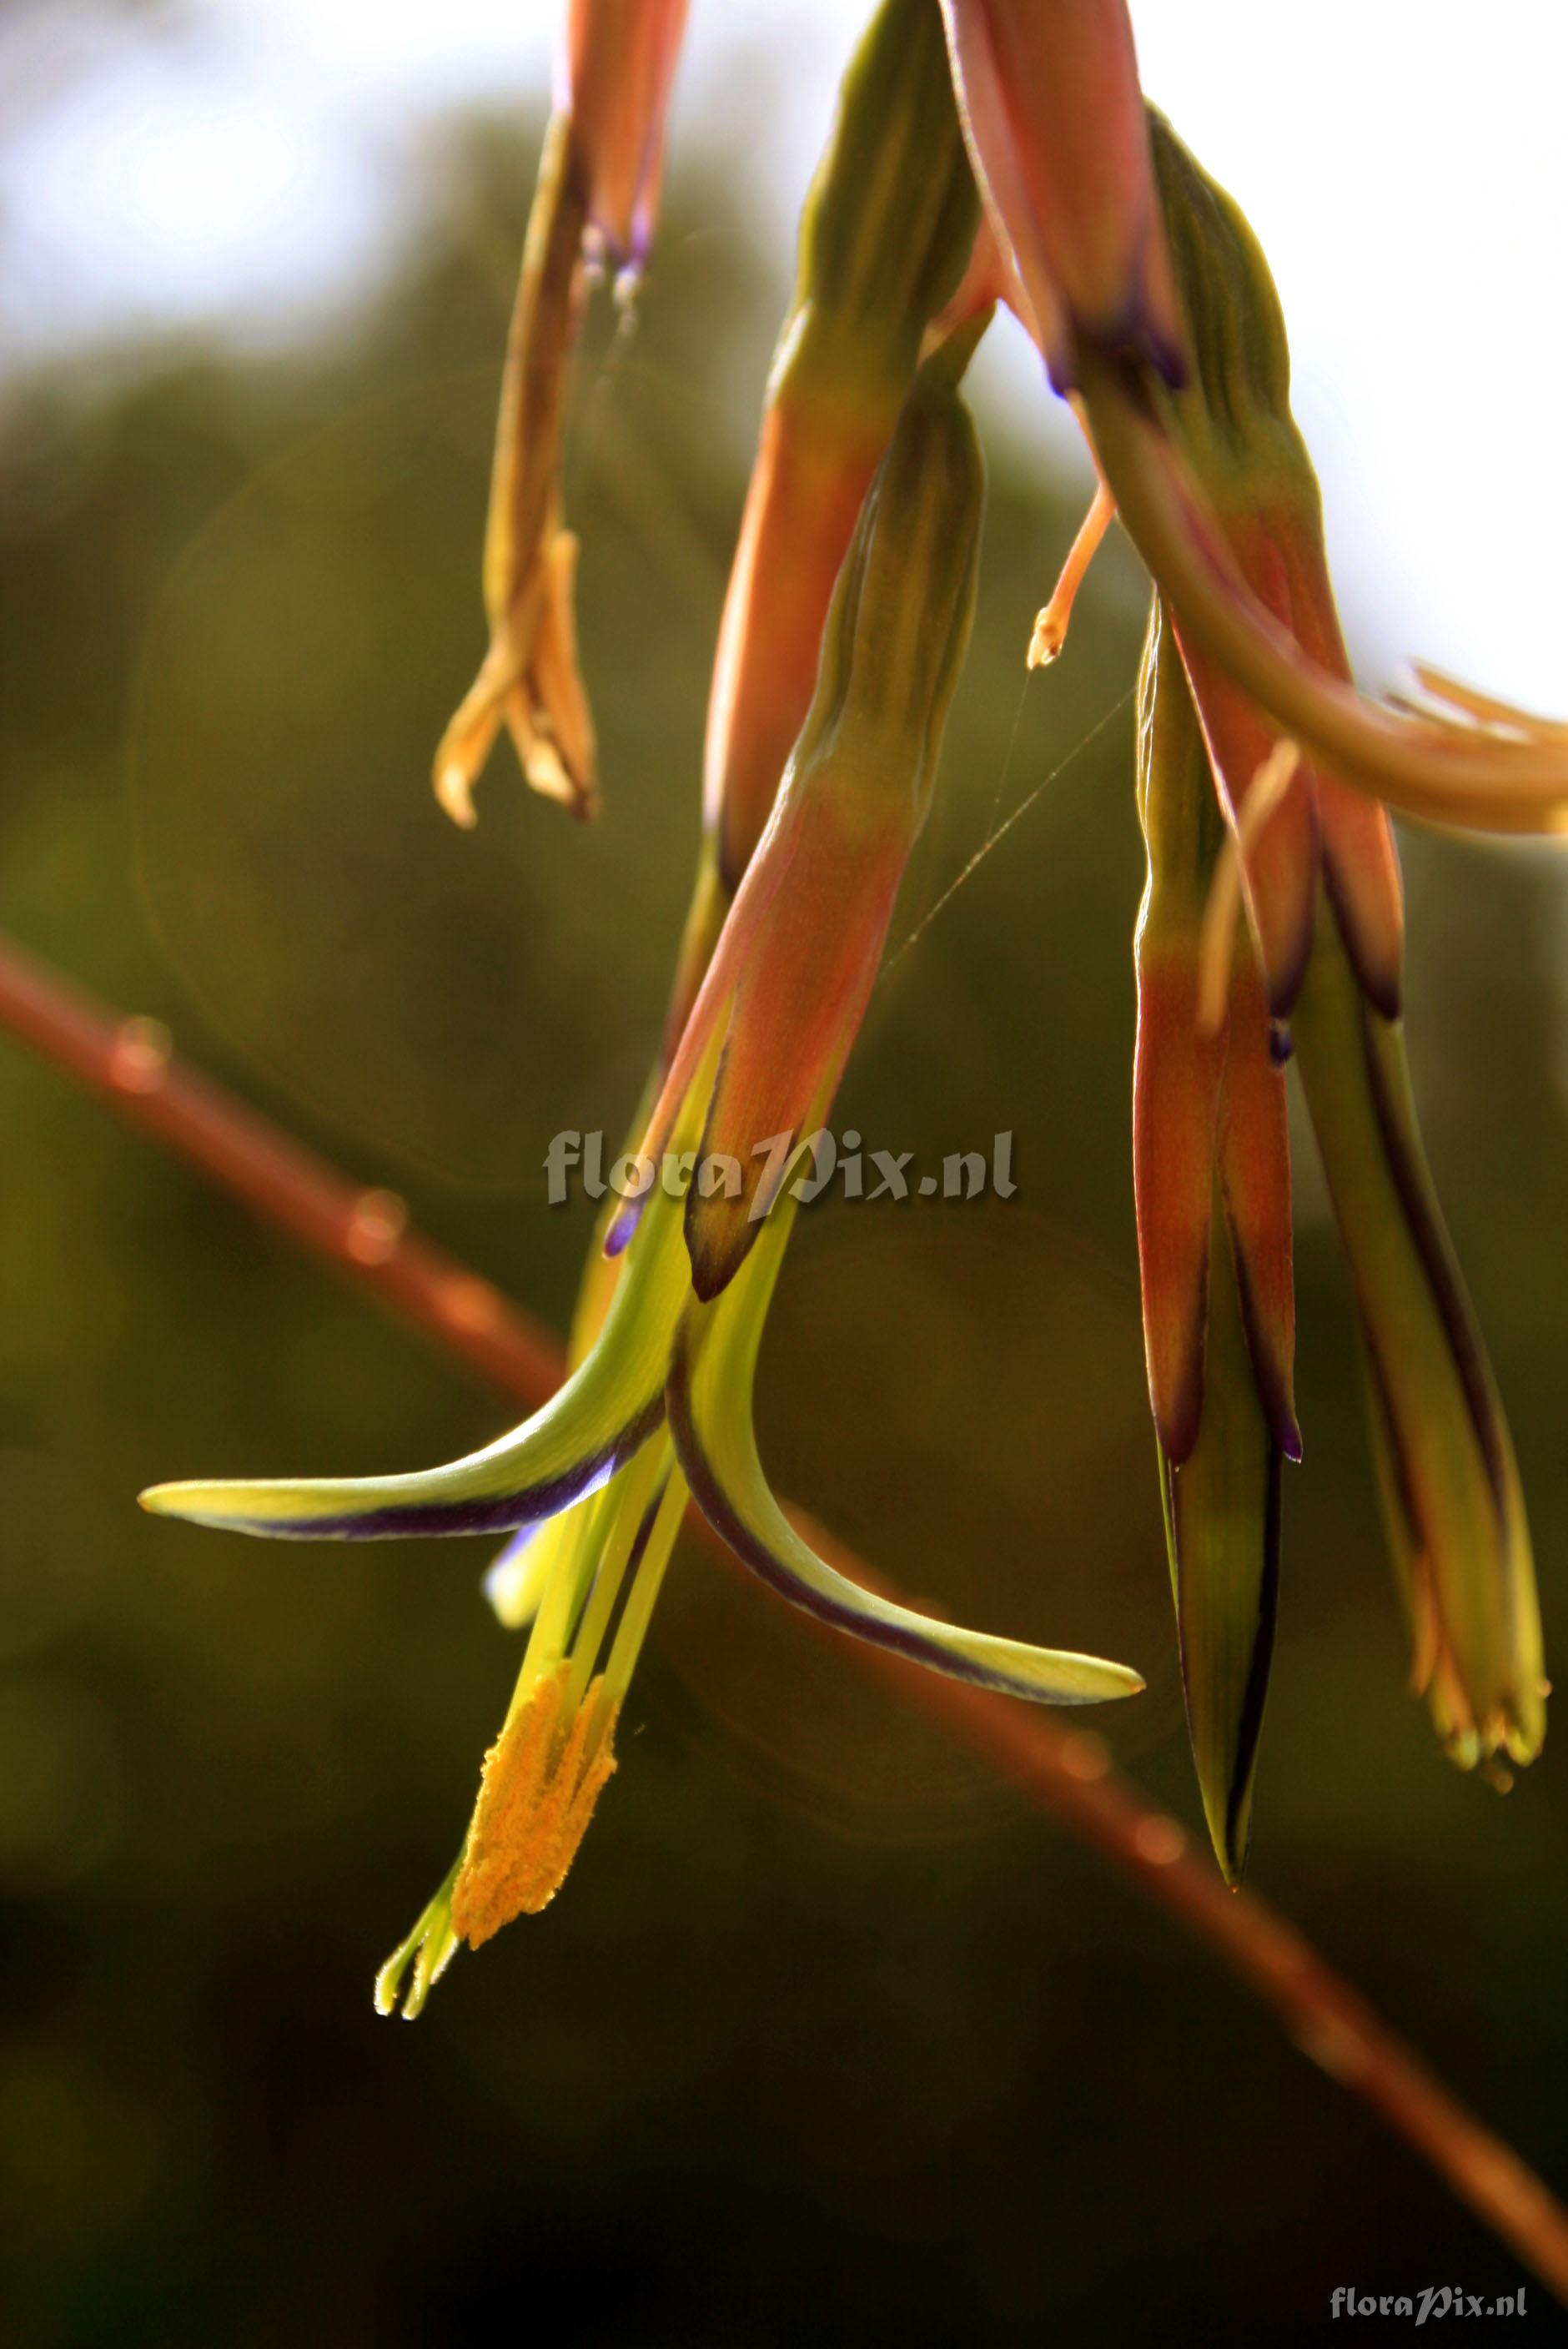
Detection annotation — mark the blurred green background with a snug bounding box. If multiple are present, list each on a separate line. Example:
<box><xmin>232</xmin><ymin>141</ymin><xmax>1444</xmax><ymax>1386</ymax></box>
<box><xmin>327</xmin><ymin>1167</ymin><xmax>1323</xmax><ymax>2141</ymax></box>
<box><xmin>3</xmin><ymin>104</ymin><xmax>1566</xmax><ymax>2348</ymax></box>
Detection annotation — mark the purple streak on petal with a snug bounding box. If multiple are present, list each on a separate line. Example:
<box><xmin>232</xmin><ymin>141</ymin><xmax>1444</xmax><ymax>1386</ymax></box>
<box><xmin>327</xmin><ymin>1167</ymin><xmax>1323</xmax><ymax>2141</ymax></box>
<box><xmin>666</xmin><ymin>1348</ymin><xmax>1108</xmax><ymax>1707</ymax></box>
<box><xmin>223</xmin><ymin>1397</ymin><xmax>666</xmax><ymax>1542</ymax></box>
<box><xmin>1359</xmin><ymin>1006</ymin><xmax>1507</xmax><ymax>1513</ymax></box>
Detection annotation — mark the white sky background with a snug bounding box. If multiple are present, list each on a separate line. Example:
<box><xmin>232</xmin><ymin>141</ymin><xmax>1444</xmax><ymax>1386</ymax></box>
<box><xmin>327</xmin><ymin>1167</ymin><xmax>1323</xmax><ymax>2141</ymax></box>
<box><xmin>1</xmin><ymin>0</ymin><xmax>1565</xmax><ymax>708</ymax></box>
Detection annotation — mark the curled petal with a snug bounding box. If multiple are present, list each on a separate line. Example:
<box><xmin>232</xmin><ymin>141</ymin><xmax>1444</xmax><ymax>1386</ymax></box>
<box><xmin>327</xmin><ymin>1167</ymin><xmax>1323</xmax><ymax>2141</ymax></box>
<box><xmin>140</xmin><ymin>1176</ymin><xmax>693</xmax><ymax>1541</ymax></box>
<box><xmin>669</xmin><ymin>1201</ymin><xmax>1143</xmax><ymax>1708</ymax></box>
<box><xmin>1082</xmin><ymin>354</ymin><xmax>1568</xmax><ymax>833</ymax></box>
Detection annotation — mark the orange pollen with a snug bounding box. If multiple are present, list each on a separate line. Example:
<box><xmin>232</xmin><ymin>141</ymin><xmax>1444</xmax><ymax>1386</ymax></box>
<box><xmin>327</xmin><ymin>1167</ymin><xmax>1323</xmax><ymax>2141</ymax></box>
<box><xmin>450</xmin><ymin>1663</ymin><xmax>621</xmax><ymax>1946</ymax></box>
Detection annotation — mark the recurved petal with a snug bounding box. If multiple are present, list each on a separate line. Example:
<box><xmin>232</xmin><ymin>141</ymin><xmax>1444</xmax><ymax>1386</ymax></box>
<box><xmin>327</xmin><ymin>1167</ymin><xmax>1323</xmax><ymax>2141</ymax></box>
<box><xmin>669</xmin><ymin>1200</ymin><xmax>1143</xmax><ymax>1708</ymax></box>
<box><xmin>1080</xmin><ymin>353</ymin><xmax>1568</xmax><ymax>834</ymax></box>
<box><xmin>140</xmin><ymin>1174</ymin><xmax>694</xmax><ymax>1542</ymax></box>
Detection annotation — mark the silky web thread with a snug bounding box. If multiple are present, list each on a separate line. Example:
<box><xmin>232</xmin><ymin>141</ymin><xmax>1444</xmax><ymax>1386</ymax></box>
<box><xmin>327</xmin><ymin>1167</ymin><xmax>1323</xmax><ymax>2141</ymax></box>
<box><xmin>879</xmin><ymin>685</ymin><xmax>1136</xmax><ymax>986</ymax></box>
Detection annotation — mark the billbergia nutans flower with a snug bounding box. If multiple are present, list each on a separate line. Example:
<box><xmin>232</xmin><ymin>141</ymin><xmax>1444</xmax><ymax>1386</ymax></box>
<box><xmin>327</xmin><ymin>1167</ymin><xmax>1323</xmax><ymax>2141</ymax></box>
<box><xmin>432</xmin><ymin>0</ymin><xmax>687</xmax><ymax>828</ymax></box>
<box><xmin>142</xmin><ymin>345</ymin><xmax>1142</xmax><ymax>2013</ymax></box>
<box><xmin>137</xmin><ymin>0</ymin><xmax>1561</xmax><ymax>1996</ymax></box>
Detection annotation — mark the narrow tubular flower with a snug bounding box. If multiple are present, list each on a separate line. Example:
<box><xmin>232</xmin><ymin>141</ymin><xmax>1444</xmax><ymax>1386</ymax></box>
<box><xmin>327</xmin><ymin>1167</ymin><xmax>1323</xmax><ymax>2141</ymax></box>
<box><xmin>144</xmin><ymin>351</ymin><xmax>1143</xmax><ymax>2004</ymax></box>
<box><xmin>937</xmin><ymin>0</ymin><xmax>1185</xmax><ymax>393</ymax></box>
<box><xmin>663</xmin><ymin>0</ymin><xmax>981</xmax><ymax>1053</ymax></box>
<box><xmin>432</xmin><ymin>0</ymin><xmax>687</xmax><ymax>828</ymax></box>
<box><xmin>611</xmin><ymin>322</ymin><xmax>983</xmax><ymax>1285</ymax></box>
<box><xmin>1070</xmin><ymin>114</ymin><xmax>1568</xmax><ymax>837</ymax></box>
<box><xmin>1290</xmin><ymin>918</ymin><xmax>1547</xmax><ymax>1777</ymax></box>
<box><xmin>1135</xmin><ymin>601</ymin><xmax>1295</xmax><ymax>1881</ymax></box>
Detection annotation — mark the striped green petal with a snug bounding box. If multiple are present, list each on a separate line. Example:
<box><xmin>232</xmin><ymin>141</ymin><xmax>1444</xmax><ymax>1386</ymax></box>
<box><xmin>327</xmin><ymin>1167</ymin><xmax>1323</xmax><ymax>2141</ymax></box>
<box><xmin>668</xmin><ymin>1195</ymin><xmax>1143</xmax><ymax>1709</ymax></box>
<box><xmin>139</xmin><ymin>1173</ymin><xmax>692</xmax><ymax>1542</ymax></box>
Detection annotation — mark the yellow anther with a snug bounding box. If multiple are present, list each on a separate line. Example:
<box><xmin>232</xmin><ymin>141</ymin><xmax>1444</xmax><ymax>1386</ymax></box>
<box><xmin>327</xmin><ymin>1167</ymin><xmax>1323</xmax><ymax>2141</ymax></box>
<box><xmin>450</xmin><ymin>1665</ymin><xmax>621</xmax><ymax>1944</ymax></box>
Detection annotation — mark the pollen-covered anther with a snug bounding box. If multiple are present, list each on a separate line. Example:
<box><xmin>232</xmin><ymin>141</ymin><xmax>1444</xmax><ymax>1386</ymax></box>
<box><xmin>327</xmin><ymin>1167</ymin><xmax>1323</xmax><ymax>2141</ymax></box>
<box><xmin>1028</xmin><ymin>475</ymin><xmax>1116</xmax><ymax>668</ymax></box>
<box><xmin>450</xmin><ymin>1664</ymin><xmax>621</xmax><ymax>1944</ymax></box>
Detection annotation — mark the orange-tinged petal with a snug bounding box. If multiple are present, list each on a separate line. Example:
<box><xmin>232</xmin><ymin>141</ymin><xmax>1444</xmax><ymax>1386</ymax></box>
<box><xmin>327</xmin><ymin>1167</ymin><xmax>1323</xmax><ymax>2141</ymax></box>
<box><xmin>1216</xmin><ymin>950</ymin><xmax>1299</xmax><ymax>1461</ymax></box>
<box><xmin>564</xmin><ymin>0</ymin><xmax>686</xmax><ymax>273</ymax></box>
<box><xmin>687</xmin><ymin>802</ymin><xmax>907</xmax><ymax>1299</ymax></box>
<box><xmin>1133</xmin><ymin>949</ymin><xmax>1223</xmax><ymax>1463</ymax></box>
<box><xmin>701</xmin><ymin>0</ymin><xmax>979</xmax><ymax>892</ymax></box>
<box><xmin>704</xmin><ymin>405</ymin><xmax>889</xmax><ymax>888</ymax></box>
<box><xmin>1179</xmin><ymin>626</ymin><xmax>1320</xmax><ymax>1017</ymax></box>
<box><xmin>940</xmin><ymin>0</ymin><xmax>1184</xmax><ymax>391</ymax></box>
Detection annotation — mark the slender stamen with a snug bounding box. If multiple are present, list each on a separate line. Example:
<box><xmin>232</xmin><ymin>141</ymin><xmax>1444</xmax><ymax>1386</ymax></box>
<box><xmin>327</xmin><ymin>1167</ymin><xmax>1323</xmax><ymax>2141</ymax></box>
<box><xmin>1028</xmin><ymin>475</ymin><xmax>1116</xmax><ymax>668</ymax></box>
<box><xmin>601</xmin><ymin>1465</ymin><xmax>689</xmax><ymax>1702</ymax></box>
<box><xmin>1195</xmin><ymin>738</ymin><xmax>1300</xmax><ymax>1035</ymax></box>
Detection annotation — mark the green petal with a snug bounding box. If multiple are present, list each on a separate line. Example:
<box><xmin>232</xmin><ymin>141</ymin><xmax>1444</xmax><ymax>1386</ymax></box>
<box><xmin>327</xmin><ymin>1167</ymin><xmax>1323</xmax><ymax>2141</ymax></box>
<box><xmin>1160</xmin><ymin>1198</ymin><xmax>1281</xmax><ymax>1884</ymax></box>
<box><xmin>669</xmin><ymin>1196</ymin><xmax>1143</xmax><ymax>1708</ymax></box>
<box><xmin>1293</xmin><ymin>913</ymin><xmax>1545</xmax><ymax>1766</ymax></box>
<box><xmin>139</xmin><ymin>1174</ymin><xmax>693</xmax><ymax>1542</ymax></box>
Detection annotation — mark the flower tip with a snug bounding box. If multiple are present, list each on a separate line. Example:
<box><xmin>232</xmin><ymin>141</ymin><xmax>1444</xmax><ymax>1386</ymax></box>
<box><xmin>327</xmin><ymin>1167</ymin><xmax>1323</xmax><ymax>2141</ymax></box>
<box><xmin>684</xmin><ymin>1200</ymin><xmax>755</xmax><ymax>1305</ymax></box>
<box><xmin>602</xmin><ymin>1195</ymin><xmax>642</xmax><ymax>1259</ymax></box>
<box><xmin>435</xmin><ymin>764</ymin><xmax>479</xmax><ymax>830</ymax></box>
<box><xmin>1026</xmin><ymin>611</ymin><xmax>1064</xmax><ymax>670</ymax></box>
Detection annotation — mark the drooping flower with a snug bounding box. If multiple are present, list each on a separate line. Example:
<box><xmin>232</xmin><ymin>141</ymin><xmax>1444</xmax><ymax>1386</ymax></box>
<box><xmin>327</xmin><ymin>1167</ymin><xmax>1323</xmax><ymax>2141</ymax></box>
<box><xmin>937</xmin><ymin>6</ymin><xmax>1568</xmax><ymax>831</ymax></box>
<box><xmin>1072</xmin><ymin>117</ymin><xmax>1568</xmax><ymax>837</ymax></box>
<box><xmin>142</xmin><ymin>345</ymin><xmax>1142</xmax><ymax>2011</ymax></box>
<box><xmin>1116</xmin><ymin>125</ymin><xmax>1547</xmax><ymax>1869</ymax></box>
<box><xmin>432</xmin><ymin>0</ymin><xmax>687</xmax><ymax>828</ymax></box>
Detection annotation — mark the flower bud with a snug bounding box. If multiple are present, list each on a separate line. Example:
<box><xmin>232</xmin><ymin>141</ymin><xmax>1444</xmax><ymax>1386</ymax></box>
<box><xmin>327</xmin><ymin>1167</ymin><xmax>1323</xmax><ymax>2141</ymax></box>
<box><xmin>1135</xmin><ymin>601</ymin><xmax>1296</xmax><ymax>1879</ymax></box>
